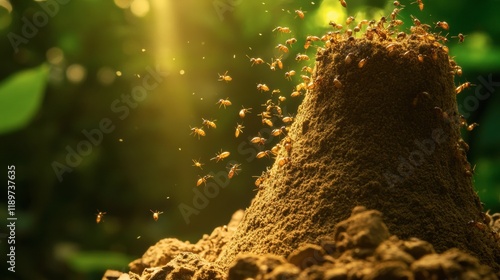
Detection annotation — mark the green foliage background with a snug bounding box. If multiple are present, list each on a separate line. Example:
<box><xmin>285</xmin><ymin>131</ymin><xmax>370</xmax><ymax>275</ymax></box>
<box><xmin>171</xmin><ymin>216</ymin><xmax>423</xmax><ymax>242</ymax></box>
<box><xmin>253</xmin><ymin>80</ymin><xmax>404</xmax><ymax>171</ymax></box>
<box><xmin>0</xmin><ymin>0</ymin><xmax>498</xmax><ymax>279</ymax></box>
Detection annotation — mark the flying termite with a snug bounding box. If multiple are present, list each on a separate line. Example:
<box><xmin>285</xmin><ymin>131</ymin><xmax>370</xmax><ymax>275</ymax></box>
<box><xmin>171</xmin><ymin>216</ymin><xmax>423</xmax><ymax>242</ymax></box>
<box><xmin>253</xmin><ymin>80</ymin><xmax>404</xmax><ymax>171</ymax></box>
<box><xmin>150</xmin><ymin>210</ymin><xmax>163</xmax><ymax>221</ymax></box>
<box><xmin>196</xmin><ymin>175</ymin><xmax>213</xmax><ymax>186</ymax></box>
<box><xmin>467</xmin><ymin>123</ymin><xmax>479</xmax><ymax>131</ymax></box>
<box><xmin>270</xmin><ymin>144</ymin><xmax>282</xmax><ymax>156</ymax></box>
<box><xmin>295</xmin><ymin>9</ymin><xmax>305</xmax><ymax>19</ymax></box>
<box><xmin>276</xmin><ymin>44</ymin><xmax>289</xmax><ymax>53</ymax></box>
<box><xmin>435</xmin><ymin>21</ymin><xmax>449</xmax><ymax>31</ymax></box>
<box><xmin>272</xmin><ymin>26</ymin><xmax>291</xmax><ymax>33</ymax></box>
<box><xmin>239</xmin><ymin>107</ymin><xmax>252</xmax><ymax>118</ymax></box>
<box><xmin>456</xmin><ymin>82</ymin><xmax>474</xmax><ymax>94</ymax></box>
<box><xmin>228</xmin><ymin>163</ymin><xmax>241</xmax><ymax>179</ymax></box>
<box><xmin>235</xmin><ymin>123</ymin><xmax>245</xmax><ymax>138</ymax></box>
<box><xmin>258</xmin><ymin>110</ymin><xmax>272</xmax><ymax>119</ymax></box>
<box><xmin>346</xmin><ymin>16</ymin><xmax>355</xmax><ymax>25</ymax></box>
<box><xmin>393</xmin><ymin>1</ymin><xmax>405</xmax><ymax>7</ymax></box>
<box><xmin>267</xmin><ymin>56</ymin><xmax>282</xmax><ymax>71</ymax></box>
<box><xmin>190</xmin><ymin>126</ymin><xmax>206</xmax><ymax>139</ymax></box>
<box><xmin>286</xmin><ymin>38</ymin><xmax>298</xmax><ymax>46</ymax></box>
<box><xmin>452</xmin><ymin>33</ymin><xmax>466</xmax><ymax>43</ymax></box>
<box><xmin>272</xmin><ymin>126</ymin><xmax>288</xmax><ymax>137</ymax></box>
<box><xmin>300</xmin><ymin>75</ymin><xmax>311</xmax><ymax>84</ymax></box>
<box><xmin>96</xmin><ymin>210</ymin><xmax>106</xmax><ymax>224</ymax></box>
<box><xmin>216</xmin><ymin>98</ymin><xmax>232</xmax><ymax>108</ymax></box>
<box><xmin>328</xmin><ymin>21</ymin><xmax>343</xmax><ymax>30</ymax></box>
<box><xmin>303</xmin><ymin>40</ymin><xmax>312</xmax><ymax>50</ymax></box>
<box><xmin>285</xmin><ymin>70</ymin><xmax>296</xmax><ymax>81</ymax></box>
<box><xmin>256</xmin><ymin>150</ymin><xmax>272</xmax><ymax>159</ymax></box>
<box><xmin>275</xmin><ymin>56</ymin><xmax>284</xmax><ymax>69</ymax></box>
<box><xmin>192</xmin><ymin>159</ymin><xmax>204</xmax><ymax>170</ymax></box>
<box><xmin>257</xmin><ymin>83</ymin><xmax>270</xmax><ymax>92</ymax></box>
<box><xmin>202</xmin><ymin>118</ymin><xmax>217</xmax><ymax>129</ymax></box>
<box><xmin>246</xmin><ymin>55</ymin><xmax>265</xmax><ymax>66</ymax></box>
<box><xmin>295</xmin><ymin>53</ymin><xmax>310</xmax><ymax>61</ymax></box>
<box><xmin>412</xmin><ymin>0</ymin><xmax>424</xmax><ymax>11</ymax></box>
<box><xmin>218</xmin><ymin>71</ymin><xmax>232</xmax><ymax>82</ymax></box>
<box><xmin>211</xmin><ymin>150</ymin><xmax>230</xmax><ymax>162</ymax></box>
<box><xmin>262</xmin><ymin>118</ymin><xmax>273</xmax><ymax>127</ymax></box>
<box><xmin>302</xmin><ymin>66</ymin><xmax>313</xmax><ymax>73</ymax></box>
<box><xmin>254</xmin><ymin>172</ymin><xmax>267</xmax><ymax>188</ymax></box>
<box><xmin>282</xmin><ymin>115</ymin><xmax>294</xmax><ymax>123</ymax></box>
<box><xmin>251</xmin><ymin>134</ymin><xmax>267</xmax><ymax>146</ymax></box>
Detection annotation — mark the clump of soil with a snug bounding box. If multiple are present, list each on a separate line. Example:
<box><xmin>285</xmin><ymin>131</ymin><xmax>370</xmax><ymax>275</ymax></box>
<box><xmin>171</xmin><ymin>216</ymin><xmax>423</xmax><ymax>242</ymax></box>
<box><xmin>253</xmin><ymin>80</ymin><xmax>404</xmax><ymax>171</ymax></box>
<box><xmin>103</xmin><ymin>206</ymin><xmax>499</xmax><ymax>279</ymax></box>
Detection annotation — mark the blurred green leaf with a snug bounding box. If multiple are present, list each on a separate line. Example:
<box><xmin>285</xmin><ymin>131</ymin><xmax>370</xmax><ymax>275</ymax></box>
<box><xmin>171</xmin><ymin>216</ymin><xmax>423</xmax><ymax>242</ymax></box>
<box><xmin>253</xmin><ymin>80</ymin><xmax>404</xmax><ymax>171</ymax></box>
<box><xmin>0</xmin><ymin>64</ymin><xmax>49</xmax><ymax>134</ymax></box>
<box><xmin>452</xmin><ymin>32</ymin><xmax>500</xmax><ymax>71</ymax></box>
<box><xmin>472</xmin><ymin>95</ymin><xmax>500</xmax><ymax>154</ymax></box>
<box><xmin>67</xmin><ymin>251</ymin><xmax>131</xmax><ymax>272</ymax></box>
<box><xmin>474</xmin><ymin>158</ymin><xmax>500</xmax><ymax>212</ymax></box>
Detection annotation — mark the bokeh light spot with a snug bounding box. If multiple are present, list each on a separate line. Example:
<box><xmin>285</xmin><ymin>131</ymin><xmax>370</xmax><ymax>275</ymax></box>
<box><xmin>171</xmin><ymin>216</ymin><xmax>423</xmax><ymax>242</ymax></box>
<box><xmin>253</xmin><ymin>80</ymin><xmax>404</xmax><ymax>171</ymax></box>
<box><xmin>130</xmin><ymin>0</ymin><xmax>150</xmax><ymax>17</ymax></box>
<box><xmin>114</xmin><ymin>0</ymin><xmax>132</xmax><ymax>9</ymax></box>
<box><xmin>46</xmin><ymin>47</ymin><xmax>64</xmax><ymax>65</ymax></box>
<box><xmin>66</xmin><ymin>64</ymin><xmax>86</xmax><ymax>84</ymax></box>
<box><xmin>97</xmin><ymin>67</ymin><xmax>116</xmax><ymax>85</ymax></box>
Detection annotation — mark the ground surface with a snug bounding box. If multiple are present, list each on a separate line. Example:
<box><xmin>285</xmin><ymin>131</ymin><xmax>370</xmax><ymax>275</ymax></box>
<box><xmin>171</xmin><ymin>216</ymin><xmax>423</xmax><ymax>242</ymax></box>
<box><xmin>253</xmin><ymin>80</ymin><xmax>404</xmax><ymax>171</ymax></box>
<box><xmin>103</xmin><ymin>206</ymin><xmax>500</xmax><ymax>280</ymax></box>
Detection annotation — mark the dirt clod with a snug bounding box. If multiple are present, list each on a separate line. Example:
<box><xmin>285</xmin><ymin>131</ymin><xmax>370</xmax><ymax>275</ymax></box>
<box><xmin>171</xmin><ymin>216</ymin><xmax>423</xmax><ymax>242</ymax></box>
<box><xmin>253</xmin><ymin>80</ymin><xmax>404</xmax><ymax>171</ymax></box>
<box><xmin>121</xmin><ymin>207</ymin><xmax>498</xmax><ymax>279</ymax></box>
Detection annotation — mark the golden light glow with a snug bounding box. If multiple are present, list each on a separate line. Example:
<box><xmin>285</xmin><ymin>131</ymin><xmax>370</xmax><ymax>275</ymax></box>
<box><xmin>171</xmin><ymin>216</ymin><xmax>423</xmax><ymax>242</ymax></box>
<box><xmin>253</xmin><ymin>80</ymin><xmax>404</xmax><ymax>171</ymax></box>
<box><xmin>97</xmin><ymin>67</ymin><xmax>116</xmax><ymax>85</ymax></box>
<box><xmin>114</xmin><ymin>0</ymin><xmax>132</xmax><ymax>9</ymax></box>
<box><xmin>130</xmin><ymin>0</ymin><xmax>150</xmax><ymax>17</ymax></box>
<box><xmin>0</xmin><ymin>0</ymin><xmax>12</xmax><ymax>13</ymax></box>
<box><xmin>46</xmin><ymin>47</ymin><xmax>64</xmax><ymax>65</ymax></box>
<box><xmin>314</xmin><ymin>1</ymin><xmax>346</xmax><ymax>28</ymax></box>
<box><xmin>66</xmin><ymin>64</ymin><xmax>86</xmax><ymax>83</ymax></box>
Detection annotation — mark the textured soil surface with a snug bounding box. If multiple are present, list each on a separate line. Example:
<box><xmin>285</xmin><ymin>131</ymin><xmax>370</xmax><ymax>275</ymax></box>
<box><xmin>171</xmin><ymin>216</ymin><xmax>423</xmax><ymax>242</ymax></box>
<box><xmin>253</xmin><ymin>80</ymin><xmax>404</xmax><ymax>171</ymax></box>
<box><xmin>216</xmin><ymin>37</ymin><xmax>500</xmax><ymax>271</ymax></box>
<box><xmin>104</xmin><ymin>23</ymin><xmax>500</xmax><ymax>280</ymax></box>
<box><xmin>103</xmin><ymin>207</ymin><xmax>500</xmax><ymax>279</ymax></box>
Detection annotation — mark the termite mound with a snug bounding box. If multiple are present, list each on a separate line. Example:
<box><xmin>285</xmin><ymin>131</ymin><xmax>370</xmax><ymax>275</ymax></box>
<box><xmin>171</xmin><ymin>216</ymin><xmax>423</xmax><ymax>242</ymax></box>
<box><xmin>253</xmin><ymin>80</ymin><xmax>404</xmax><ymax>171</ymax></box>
<box><xmin>216</xmin><ymin>36</ymin><xmax>500</xmax><ymax>270</ymax></box>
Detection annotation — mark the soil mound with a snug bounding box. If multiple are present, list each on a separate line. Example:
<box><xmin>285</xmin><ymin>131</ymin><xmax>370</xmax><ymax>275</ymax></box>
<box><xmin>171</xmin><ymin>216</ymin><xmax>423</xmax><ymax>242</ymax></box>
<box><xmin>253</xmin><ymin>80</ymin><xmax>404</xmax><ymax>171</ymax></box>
<box><xmin>216</xmin><ymin>38</ymin><xmax>500</xmax><ymax>270</ymax></box>
<box><xmin>104</xmin><ymin>18</ymin><xmax>500</xmax><ymax>280</ymax></box>
<box><xmin>103</xmin><ymin>207</ymin><xmax>499</xmax><ymax>280</ymax></box>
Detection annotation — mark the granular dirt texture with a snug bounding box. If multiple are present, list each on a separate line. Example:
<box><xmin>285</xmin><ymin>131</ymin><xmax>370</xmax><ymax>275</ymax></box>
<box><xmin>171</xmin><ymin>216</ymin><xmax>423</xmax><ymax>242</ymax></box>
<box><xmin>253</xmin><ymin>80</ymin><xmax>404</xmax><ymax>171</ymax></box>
<box><xmin>104</xmin><ymin>24</ymin><xmax>500</xmax><ymax>280</ymax></box>
<box><xmin>216</xmin><ymin>36</ymin><xmax>500</xmax><ymax>271</ymax></box>
<box><xmin>224</xmin><ymin>207</ymin><xmax>498</xmax><ymax>280</ymax></box>
<box><xmin>104</xmin><ymin>206</ymin><xmax>499</xmax><ymax>279</ymax></box>
<box><xmin>126</xmin><ymin>210</ymin><xmax>243</xmax><ymax>277</ymax></box>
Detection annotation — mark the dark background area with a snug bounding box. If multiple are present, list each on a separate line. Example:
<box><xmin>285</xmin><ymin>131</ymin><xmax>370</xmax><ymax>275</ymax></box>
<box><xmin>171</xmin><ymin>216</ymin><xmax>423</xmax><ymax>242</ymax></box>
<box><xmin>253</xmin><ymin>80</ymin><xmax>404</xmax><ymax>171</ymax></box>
<box><xmin>0</xmin><ymin>0</ymin><xmax>498</xmax><ymax>279</ymax></box>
